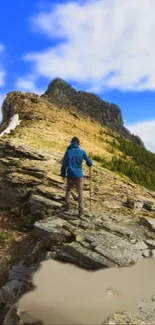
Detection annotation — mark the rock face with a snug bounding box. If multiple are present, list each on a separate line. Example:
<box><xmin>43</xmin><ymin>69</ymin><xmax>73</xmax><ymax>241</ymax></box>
<box><xmin>103</xmin><ymin>296</ymin><xmax>155</xmax><ymax>325</ymax></box>
<box><xmin>33</xmin><ymin>213</ymin><xmax>144</xmax><ymax>269</ymax></box>
<box><xmin>1</xmin><ymin>265</ymin><xmax>36</xmax><ymax>325</ymax></box>
<box><xmin>140</xmin><ymin>217</ymin><xmax>155</xmax><ymax>232</ymax></box>
<box><xmin>1</xmin><ymin>266</ymin><xmax>34</xmax><ymax>304</ymax></box>
<box><xmin>43</xmin><ymin>78</ymin><xmax>144</xmax><ymax>146</ymax></box>
<box><xmin>143</xmin><ymin>200</ymin><xmax>155</xmax><ymax>212</ymax></box>
<box><xmin>102</xmin><ymin>309</ymin><xmax>155</xmax><ymax>325</ymax></box>
<box><xmin>59</xmin><ymin>230</ymin><xmax>141</xmax><ymax>268</ymax></box>
<box><xmin>1</xmin><ymin>91</ymin><xmax>42</xmax><ymax>122</ymax></box>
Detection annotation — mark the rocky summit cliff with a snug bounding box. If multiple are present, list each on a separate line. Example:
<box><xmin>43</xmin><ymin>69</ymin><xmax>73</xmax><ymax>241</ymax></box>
<box><xmin>43</xmin><ymin>78</ymin><xmax>143</xmax><ymax>146</ymax></box>
<box><xmin>0</xmin><ymin>87</ymin><xmax>155</xmax><ymax>324</ymax></box>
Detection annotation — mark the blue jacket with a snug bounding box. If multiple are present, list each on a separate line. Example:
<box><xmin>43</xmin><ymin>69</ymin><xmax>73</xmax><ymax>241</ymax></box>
<box><xmin>61</xmin><ymin>143</ymin><xmax>93</xmax><ymax>179</ymax></box>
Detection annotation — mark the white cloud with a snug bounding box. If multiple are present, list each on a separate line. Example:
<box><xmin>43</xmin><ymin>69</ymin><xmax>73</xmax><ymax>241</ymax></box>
<box><xmin>0</xmin><ymin>44</ymin><xmax>4</xmax><ymax>53</ymax></box>
<box><xmin>127</xmin><ymin>119</ymin><xmax>155</xmax><ymax>153</ymax></box>
<box><xmin>16</xmin><ymin>78</ymin><xmax>36</xmax><ymax>91</ymax></box>
<box><xmin>15</xmin><ymin>75</ymin><xmax>44</xmax><ymax>95</ymax></box>
<box><xmin>24</xmin><ymin>0</ymin><xmax>155</xmax><ymax>92</ymax></box>
<box><xmin>0</xmin><ymin>43</ymin><xmax>6</xmax><ymax>87</ymax></box>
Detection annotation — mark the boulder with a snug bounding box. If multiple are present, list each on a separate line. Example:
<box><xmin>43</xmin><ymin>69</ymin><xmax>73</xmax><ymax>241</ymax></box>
<box><xmin>29</xmin><ymin>194</ymin><xmax>63</xmax><ymax>212</ymax></box>
<box><xmin>84</xmin><ymin>230</ymin><xmax>141</xmax><ymax>267</ymax></box>
<box><xmin>142</xmin><ymin>250</ymin><xmax>150</xmax><ymax>257</ymax></box>
<box><xmin>2</xmin><ymin>280</ymin><xmax>27</xmax><ymax>303</ymax></box>
<box><xmin>9</xmin><ymin>265</ymin><xmax>36</xmax><ymax>282</ymax></box>
<box><xmin>21</xmin><ymin>195</ymin><xmax>63</xmax><ymax>228</ymax></box>
<box><xmin>102</xmin><ymin>298</ymin><xmax>155</xmax><ymax>324</ymax></box>
<box><xmin>126</xmin><ymin>197</ymin><xmax>143</xmax><ymax>209</ymax></box>
<box><xmin>57</xmin><ymin>230</ymin><xmax>141</xmax><ymax>269</ymax></box>
<box><xmin>143</xmin><ymin>200</ymin><xmax>155</xmax><ymax>212</ymax></box>
<box><xmin>1</xmin><ymin>265</ymin><xmax>35</xmax><ymax>325</ymax></box>
<box><xmin>145</xmin><ymin>239</ymin><xmax>155</xmax><ymax>249</ymax></box>
<box><xmin>101</xmin><ymin>219</ymin><xmax>133</xmax><ymax>237</ymax></box>
<box><xmin>58</xmin><ymin>241</ymin><xmax>117</xmax><ymax>269</ymax></box>
<box><xmin>134</xmin><ymin>241</ymin><xmax>148</xmax><ymax>250</ymax></box>
<box><xmin>34</xmin><ymin>216</ymin><xmax>74</xmax><ymax>244</ymax></box>
<box><xmin>1</xmin><ymin>265</ymin><xmax>35</xmax><ymax>304</ymax></box>
<box><xmin>140</xmin><ymin>217</ymin><xmax>155</xmax><ymax>231</ymax></box>
<box><xmin>102</xmin><ymin>311</ymin><xmax>154</xmax><ymax>325</ymax></box>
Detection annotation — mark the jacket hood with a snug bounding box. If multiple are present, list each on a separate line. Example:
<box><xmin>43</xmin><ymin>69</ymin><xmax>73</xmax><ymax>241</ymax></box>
<box><xmin>67</xmin><ymin>143</ymin><xmax>79</xmax><ymax>150</ymax></box>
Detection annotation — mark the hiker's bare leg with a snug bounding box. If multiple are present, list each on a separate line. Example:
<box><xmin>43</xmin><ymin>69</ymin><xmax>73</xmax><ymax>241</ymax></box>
<box><xmin>76</xmin><ymin>178</ymin><xmax>84</xmax><ymax>216</ymax></box>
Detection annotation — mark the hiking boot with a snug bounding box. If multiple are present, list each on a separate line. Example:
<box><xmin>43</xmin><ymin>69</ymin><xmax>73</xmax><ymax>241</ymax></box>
<box><xmin>78</xmin><ymin>209</ymin><xmax>84</xmax><ymax>218</ymax></box>
<box><xmin>62</xmin><ymin>203</ymin><xmax>70</xmax><ymax>212</ymax></box>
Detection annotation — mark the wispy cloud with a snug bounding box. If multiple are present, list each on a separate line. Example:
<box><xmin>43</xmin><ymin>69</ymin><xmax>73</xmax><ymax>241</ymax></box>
<box><xmin>15</xmin><ymin>75</ymin><xmax>44</xmax><ymax>95</ymax></box>
<box><xmin>0</xmin><ymin>43</ymin><xmax>6</xmax><ymax>87</ymax></box>
<box><xmin>127</xmin><ymin>119</ymin><xmax>155</xmax><ymax>153</ymax></box>
<box><xmin>0</xmin><ymin>93</ymin><xmax>5</xmax><ymax>106</ymax></box>
<box><xmin>23</xmin><ymin>0</ymin><xmax>155</xmax><ymax>92</ymax></box>
<box><xmin>0</xmin><ymin>44</ymin><xmax>5</xmax><ymax>53</ymax></box>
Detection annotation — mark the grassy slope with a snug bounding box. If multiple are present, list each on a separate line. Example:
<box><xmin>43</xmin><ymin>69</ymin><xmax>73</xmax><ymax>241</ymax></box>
<box><xmin>2</xmin><ymin>91</ymin><xmax>155</xmax><ymax>192</ymax></box>
<box><xmin>9</xmin><ymin>96</ymin><xmax>123</xmax><ymax>160</ymax></box>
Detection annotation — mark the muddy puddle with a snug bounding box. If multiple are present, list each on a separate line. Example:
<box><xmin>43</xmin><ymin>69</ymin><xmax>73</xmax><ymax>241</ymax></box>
<box><xmin>18</xmin><ymin>258</ymin><xmax>155</xmax><ymax>324</ymax></box>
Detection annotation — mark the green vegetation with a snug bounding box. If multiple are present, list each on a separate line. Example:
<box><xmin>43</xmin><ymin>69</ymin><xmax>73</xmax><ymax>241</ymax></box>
<box><xmin>11</xmin><ymin>120</ymin><xmax>31</xmax><ymax>138</ymax></box>
<box><xmin>107</xmin><ymin>139</ymin><xmax>118</xmax><ymax>149</ymax></box>
<box><xmin>69</xmin><ymin>111</ymin><xmax>80</xmax><ymax>119</ymax></box>
<box><xmin>92</xmin><ymin>154</ymin><xmax>107</xmax><ymax>165</ymax></box>
<box><xmin>92</xmin><ymin>136</ymin><xmax>155</xmax><ymax>191</ymax></box>
<box><xmin>0</xmin><ymin>231</ymin><xmax>12</xmax><ymax>248</ymax></box>
<box><xmin>118</xmin><ymin>136</ymin><xmax>155</xmax><ymax>168</ymax></box>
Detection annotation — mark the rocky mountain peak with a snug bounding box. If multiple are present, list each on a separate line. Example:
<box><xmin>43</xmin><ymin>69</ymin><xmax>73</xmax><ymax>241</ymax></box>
<box><xmin>44</xmin><ymin>77</ymin><xmax>77</xmax><ymax>106</ymax></box>
<box><xmin>43</xmin><ymin>78</ymin><xmax>144</xmax><ymax>146</ymax></box>
<box><xmin>48</xmin><ymin>77</ymin><xmax>71</xmax><ymax>88</ymax></box>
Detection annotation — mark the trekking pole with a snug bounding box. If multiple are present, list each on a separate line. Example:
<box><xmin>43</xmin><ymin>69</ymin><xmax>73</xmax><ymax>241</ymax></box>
<box><xmin>89</xmin><ymin>167</ymin><xmax>92</xmax><ymax>211</ymax></box>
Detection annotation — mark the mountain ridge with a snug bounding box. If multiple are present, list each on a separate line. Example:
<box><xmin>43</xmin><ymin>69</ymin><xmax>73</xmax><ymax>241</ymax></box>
<box><xmin>0</xmin><ymin>88</ymin><xmax>155</xmax><ymax>192</ymax></box>
<box><xmin>42</xmin><ymin>77</ymin><xmax>144</xmax><ymax>147</ymax></box>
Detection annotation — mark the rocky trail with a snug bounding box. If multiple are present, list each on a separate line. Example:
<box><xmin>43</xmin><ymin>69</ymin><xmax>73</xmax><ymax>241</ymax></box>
<box><xmin>0</xmin><ymin>141</ymin><xmax>155</xmax><ymax>324</ymax></box>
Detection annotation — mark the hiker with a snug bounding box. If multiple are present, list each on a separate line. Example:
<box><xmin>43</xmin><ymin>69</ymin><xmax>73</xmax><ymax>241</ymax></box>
<box><xmin>60</xmin><ymin>137</ymin><xmax>93</xmax><ymax>217</ymax></box>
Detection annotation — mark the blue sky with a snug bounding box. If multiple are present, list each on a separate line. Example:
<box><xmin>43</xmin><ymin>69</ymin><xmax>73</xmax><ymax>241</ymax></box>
<box><xmin>0</xmin><ymin>0</ymin><xmax>155</xmax><ymax>152</ymax></box>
